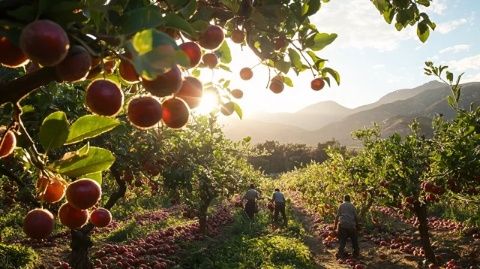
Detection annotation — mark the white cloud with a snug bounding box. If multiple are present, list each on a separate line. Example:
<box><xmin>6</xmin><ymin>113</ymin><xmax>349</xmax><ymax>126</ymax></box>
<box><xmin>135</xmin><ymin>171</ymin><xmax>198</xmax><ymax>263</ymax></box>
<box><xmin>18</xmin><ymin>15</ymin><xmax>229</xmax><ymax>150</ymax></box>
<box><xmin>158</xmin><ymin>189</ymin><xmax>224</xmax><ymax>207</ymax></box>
<box><xmin>312</xmin><ymin>0</ymin><xmax>416</xmax><ymax>51</ymax></box>
<box><xmin>447</xmin><ymin>54</ymin><xmax>480</xmax><ymax>72</ymax></box>
<box><xmin>439</xmin><ymin>44</ymin><xmax>471</xmax><ymax>54</ymax></box>
<box><xmin>429</xmin><ymin>0</ymin><xmax>447</xmax><ymax>15</ymax></box>
<box><xmin>436</xmin><ymin>18</ymin><xmax>468</xmax><ymax>34</ymax></box>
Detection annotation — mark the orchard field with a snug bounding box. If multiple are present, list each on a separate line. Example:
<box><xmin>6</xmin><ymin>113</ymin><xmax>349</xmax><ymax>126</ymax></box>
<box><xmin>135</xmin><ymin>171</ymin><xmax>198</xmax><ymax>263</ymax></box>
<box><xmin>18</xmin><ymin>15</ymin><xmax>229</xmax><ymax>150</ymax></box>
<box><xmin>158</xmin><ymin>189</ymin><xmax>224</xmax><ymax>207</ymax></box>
<box><xmin>0</xmin><ymin>0</ymin><xmax>479</xmax><ymax>268</ymax></box>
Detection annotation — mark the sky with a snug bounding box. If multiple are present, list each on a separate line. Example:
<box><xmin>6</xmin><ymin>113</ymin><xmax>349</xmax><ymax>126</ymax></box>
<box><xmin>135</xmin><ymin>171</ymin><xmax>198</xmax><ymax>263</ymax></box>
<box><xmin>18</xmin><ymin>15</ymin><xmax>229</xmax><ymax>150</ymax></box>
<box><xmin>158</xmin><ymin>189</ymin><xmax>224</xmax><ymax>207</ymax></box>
<box><xmin>204</xmin><ymin>0</ymin><xmax>480</xmax><ymax>116</ymax></box>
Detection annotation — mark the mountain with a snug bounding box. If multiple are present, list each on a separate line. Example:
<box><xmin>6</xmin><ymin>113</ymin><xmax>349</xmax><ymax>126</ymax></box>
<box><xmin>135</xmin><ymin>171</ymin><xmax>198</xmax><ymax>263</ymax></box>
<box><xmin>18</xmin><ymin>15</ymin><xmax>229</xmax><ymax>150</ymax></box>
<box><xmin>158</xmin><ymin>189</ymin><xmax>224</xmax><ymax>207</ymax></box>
<box><xmin>248</xmin><ymin>101</ymin><xmax>351</xmax><ymax>130</ymax></box>
<box><xmin>221</xmin><ymin>81</ymin><xmax>480</xmax><ymax>146</ymax></box>
<box><xmin>352</xmin><ymin>80</ymin><xmax>445</xmax><ymax>113</ymax></box>
<box><xmin>221</xmin><ymin>118</ymin><xmax>311</xmax><ymax>144</ymax></box>
<box><xmin>308</xmin><ymin>82</ymin><xmax>480</xmax><ymax>145</ymax></box>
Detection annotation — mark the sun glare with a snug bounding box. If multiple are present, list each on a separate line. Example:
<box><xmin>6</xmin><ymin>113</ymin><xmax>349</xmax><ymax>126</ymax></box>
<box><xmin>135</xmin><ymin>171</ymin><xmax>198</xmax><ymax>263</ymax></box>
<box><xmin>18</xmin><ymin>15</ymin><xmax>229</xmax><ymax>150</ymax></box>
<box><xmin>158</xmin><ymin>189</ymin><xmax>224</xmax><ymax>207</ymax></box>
<box><xmin>195</xmin><ymin>91</ymin><xmax>219</xmax><ymax>115</ymax></box>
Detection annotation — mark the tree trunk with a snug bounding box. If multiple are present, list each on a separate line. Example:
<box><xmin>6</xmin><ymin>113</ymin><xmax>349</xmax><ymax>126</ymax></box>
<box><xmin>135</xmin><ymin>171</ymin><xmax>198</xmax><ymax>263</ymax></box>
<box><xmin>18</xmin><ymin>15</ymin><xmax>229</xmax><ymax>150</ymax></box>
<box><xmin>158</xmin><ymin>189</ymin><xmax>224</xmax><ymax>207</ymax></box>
<box><xmin>68</xmin><ymin>165</ymin><xmax>126</xmax><ymax>269</ymax></box>
<box><xmin>69</xmin><ymin>228</ymin><xmax>93</xmax><ymax>269</ymax></box>
<box><xmin>413</xmin><ymin>203</ymin><xmax>436</xmax><ymax>264</ymax></box>
<box><xmin>198</xmin><ymin>199</ymin><xmax>212</xmax><ymax>234</ymax></box>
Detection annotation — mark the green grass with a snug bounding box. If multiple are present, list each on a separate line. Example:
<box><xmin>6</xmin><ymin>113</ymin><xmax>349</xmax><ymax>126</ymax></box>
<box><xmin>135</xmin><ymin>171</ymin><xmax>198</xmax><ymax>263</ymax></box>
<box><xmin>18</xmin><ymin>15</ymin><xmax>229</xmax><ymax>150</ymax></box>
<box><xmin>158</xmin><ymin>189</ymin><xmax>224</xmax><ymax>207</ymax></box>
<box><xmin>175</xmin><ymin>206</ymin><xmax>317</xmax><ymax>269</ymax></box>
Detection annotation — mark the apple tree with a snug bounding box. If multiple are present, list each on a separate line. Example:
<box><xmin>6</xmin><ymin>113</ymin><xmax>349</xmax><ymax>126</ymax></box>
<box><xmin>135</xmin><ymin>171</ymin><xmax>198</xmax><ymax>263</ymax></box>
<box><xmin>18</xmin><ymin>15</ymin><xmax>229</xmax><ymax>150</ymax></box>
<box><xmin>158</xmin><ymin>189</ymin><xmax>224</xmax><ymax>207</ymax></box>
<box><xmin>0</xmin><ymin>0</ymin><xmax>436</xmax><ymax>268</ymax></box>
<box><xmin>160</xmin><ymin>116</ymin><xmax>260</xmax><ymax>233</ymax></box>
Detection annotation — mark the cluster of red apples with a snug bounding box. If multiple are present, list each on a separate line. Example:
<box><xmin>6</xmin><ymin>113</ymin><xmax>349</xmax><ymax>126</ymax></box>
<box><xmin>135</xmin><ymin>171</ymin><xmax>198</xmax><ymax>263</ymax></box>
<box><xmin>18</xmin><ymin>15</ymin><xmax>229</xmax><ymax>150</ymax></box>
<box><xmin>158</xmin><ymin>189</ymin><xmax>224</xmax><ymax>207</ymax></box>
<box><xmin>0</xmin><ymin>19</ymin><xmax>330</xmax><ymax>157</ymax></box>
<box><xmin>23</xmin><ymin>177</ymin><xmax>111</xmax><ymax>239</ymax></box>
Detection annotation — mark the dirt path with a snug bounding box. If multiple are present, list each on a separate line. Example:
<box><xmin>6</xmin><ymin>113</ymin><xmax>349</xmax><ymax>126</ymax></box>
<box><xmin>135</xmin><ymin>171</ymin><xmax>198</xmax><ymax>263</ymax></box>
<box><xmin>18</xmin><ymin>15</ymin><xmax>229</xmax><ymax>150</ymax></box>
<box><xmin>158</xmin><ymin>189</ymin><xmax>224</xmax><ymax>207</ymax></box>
<box><xmin>289</xmin><ymin>199</ymin><xmax>418</xmax><ymax>269</ymax></box>
<box><xmin>290</xmin><ymin>203</ymin><xmax>348</xmax><ymax>269</ymax></box>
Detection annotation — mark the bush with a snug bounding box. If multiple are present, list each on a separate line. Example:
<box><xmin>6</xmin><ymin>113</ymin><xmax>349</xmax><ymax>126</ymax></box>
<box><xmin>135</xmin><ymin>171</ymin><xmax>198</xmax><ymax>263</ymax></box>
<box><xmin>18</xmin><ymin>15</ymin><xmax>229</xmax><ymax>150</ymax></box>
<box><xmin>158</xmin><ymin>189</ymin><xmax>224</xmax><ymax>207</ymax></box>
<box><xmin>0</xmin><ymin>243</ymin><xmax>38</xmax><ymax>269</ymax></box>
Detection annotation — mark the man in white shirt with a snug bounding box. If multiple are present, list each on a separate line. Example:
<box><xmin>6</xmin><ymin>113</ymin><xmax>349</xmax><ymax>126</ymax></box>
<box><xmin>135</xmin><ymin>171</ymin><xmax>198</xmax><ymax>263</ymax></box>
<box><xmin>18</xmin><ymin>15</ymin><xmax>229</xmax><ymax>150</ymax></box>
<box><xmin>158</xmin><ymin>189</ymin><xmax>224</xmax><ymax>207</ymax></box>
<box><xmin>271</xmin><ymin>188</ymin><xmax>287</xmax><ymax>226</ymax></box>
<box><xmin>334</xmin><ymin>195</ymin><xmax>360</xmax><ymax>258</ymax></box>
<box><xmin>242</xmin><ymin>184</ymin><xmax>260</xmax><ymax>220</ymax></box>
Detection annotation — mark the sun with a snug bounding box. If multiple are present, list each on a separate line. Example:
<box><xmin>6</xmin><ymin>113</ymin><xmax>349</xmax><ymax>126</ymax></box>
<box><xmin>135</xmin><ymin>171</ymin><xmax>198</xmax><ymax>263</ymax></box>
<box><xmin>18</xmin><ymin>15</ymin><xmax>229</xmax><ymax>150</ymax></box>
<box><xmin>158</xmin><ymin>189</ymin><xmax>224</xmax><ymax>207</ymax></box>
<box><xmin>195</xmin><ymin>91</ymin><xmax>219</xmax><ymax>115</ymax></box>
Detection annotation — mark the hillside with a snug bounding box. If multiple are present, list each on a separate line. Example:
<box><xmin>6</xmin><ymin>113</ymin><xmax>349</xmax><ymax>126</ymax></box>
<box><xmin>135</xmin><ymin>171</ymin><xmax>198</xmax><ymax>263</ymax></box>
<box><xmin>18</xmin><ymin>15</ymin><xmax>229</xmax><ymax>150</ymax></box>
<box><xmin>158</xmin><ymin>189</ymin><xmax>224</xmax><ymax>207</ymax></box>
<box><xmin>222</xmin><ymin>81</ymin><xmax>480</xmax><ymax>146</ymax></box>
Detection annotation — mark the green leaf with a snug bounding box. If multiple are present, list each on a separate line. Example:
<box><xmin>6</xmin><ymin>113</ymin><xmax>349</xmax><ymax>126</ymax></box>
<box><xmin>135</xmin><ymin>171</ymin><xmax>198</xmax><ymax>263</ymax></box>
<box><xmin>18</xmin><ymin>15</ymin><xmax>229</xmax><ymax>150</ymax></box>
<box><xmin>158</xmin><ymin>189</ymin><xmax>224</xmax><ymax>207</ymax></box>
<box><xmin>446</xmin><ymin>71</ymin><xmax>453</xmax><ymax>82</ymax></box>
<box><xmin>39</xmin><ymin>111</ymin><xmax>69</xmax><ymax>151</ymax></box>
<box><xmin>416</xmin><ymin>0</ymin><xmax>430</xmax><ymax>7</ymax></box>
<box><xmin>274</xmin><ymin>60</ymin><xmax>291</xmax><ymax>74</ymax></box>
<box><xmin>303</xmin><ymin>0</ymin><xmax>321</xmax><ymax>17</ymax></box>
<box><xmin>50</xmin><ymin>146</ymin><xmax>115</xmax><ymax>178</ymax></box>
<box><xmin>21</xmin><ymin>105</ymin><xmax>35</xmax><ymax>114</ymax></box>
<box><xmin>81</xmin><ymin>172</ymin><xmax>102</xmax><ymax>185</ymax></box>
<box><xmin>372</xmin><ymin>0</ymin><xmax>389</xmax><ymax>13</ymax></box>
<box><xmin>283</xmin><ymin>76</ymin><xmax>294</xmax><ymax>87</ymax></box>
<box><xmin>217</xmin><ymin>41</ymin><xmax>232</xmax><ymax>64</ymax></box>
<box><xmin>163</xmin><ymin>13</ymin><xmax>196</xmax><ymax>36</ymax></box>
<box><xmin>66</xmin><ymin>115</ymin><xmax>120</xmax><ymax>145</ymax></box>
<box><xmin>323</xmin><ymin>67</ymin><xmax>340</xmax><ymax>85</ymax></box>
<box><xmin>307</xmin><ymin>33</ymin><xmax>337</xmax><ymax>51</ymax></box>
<box><xmin>120</xmin><ymin>6</ymin><xmax>163</xmax><ymax>35</ymax></box>
<box><xmin>132</xmin><ymin>29</ymin><xmax>154</xmax><ymax>55</ymax></box>
<box><xmin>219</xmin><ymin>64</ymin><xmax>231</xmax><ymax>72</ymax></box>
<box><xmin>180</xmin><ymin>0</ymin><xmax>197</xmax><ymax>19</ymax></box>
<box><xmin>192</xmin><ymin>69</ymin><xmax>201</xmax><ymax>77</ymax></box>
<box><xmin>131</xmin><ymin>30</ymin><xmax>179</xmax><ymax>79</ymax></box>
<box><xmin>288</xmin><ymin>48</ymin><xmax>304</xmax><ymax>73</ymax></box>
<box><xmin>383</xmin><ymin>8</ymin><xmax>395</xmax><ymax>24</ymax></box>
<box><xmin>307</xmin><ymin>51</ymin><xmax>326</xmax><ymax>69</ymax></box>
<box><xmin>417</xmin><ymin>22</ymin><xmax>429</xmax><ymax>43</ymax></box>
<box><xmin>232</xmin><ymin>102</ymin><xmax>243</xmax><ymax>120</ymax></box>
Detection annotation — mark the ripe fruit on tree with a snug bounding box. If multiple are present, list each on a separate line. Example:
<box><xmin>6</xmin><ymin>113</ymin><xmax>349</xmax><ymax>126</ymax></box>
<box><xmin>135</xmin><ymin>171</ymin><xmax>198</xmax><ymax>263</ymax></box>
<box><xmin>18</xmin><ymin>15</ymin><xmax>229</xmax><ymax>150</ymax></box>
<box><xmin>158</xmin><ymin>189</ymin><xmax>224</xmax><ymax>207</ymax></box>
<box><xmin>202</xmin><ymin>53</ymin><xmax>218</xmax><ymax>69</ymax></box>
<box><xmin>311</xmin><ymin>78</ymin><xmax>325</xmax><ymax>91</ymax></box>
<box><xmin>58</xmin><ymin>202</ymin><xmax>89</xmax><ymax>229</ymax></box>
<box><xmin>162</xmin><ymin>98</ymin><xmax>190</xmax><ymax>129</ymax></box>
<box><xmin>199</xmin><ymin>25</ymin><xmax>225</xmax><ymax>50</ymax></box>
<box><xmin>269</xmin><ymin>76</ymin><xmax>284</xmax><ymax>94</ymax></box>
<box><xmin>231</xmin><ymin>89</ymin><xmax>243</xmax><ymax>99</ymax></box>
<box><xmin>19</xmin><ymin>20</ymin><xmax>70</xmax><ymax>66</ymax></box>
<box><xmin>85</xmin><ymin>79</ymin><xmax>124</xmax><ymax>117</ymax></box>
<box><xmin>40</xmin><ymin>177</ymin><xmax>66</xmax><ymax>203</ymax></box>
<box><xmin>231</xmin><ymin>29</ymin><xmax>245</xmax><ymax>44</ymax></box>
<box><xmin>127</xmin><ymin>96</ymin><xmax>163</xmax><ymax>129</ymax></box>
<box><xmin>23</xmin><ymin>208</ymin><xmax>55</xmax><ymax>239</ymax></box>
<box><xmin>66</xmin><ymin>178</ymin><xmax>102</xmax><ymax>209</ymax></box>
<box><xmin>179</xmin><ymin>42</ymin><xmax>202</xmax><ymax>68</ymax></box>
<box><xmin>176</xmin><ymin>77</ymin><xmax>203</xmax><ymax>109</ymax></box>
<box><xmin>119</xmin><ymin>58</ymin><xmax>139</xmax><ymax>83</ymax></box>
<box><xmin>221</xmin><ymin>102</ymin><xmax>235</xmax><ymax>116</ymax></box>
<box><xmin>239</xmin><ymin>67</ymin><xmax>253</xmax><ymax>80</ymax></box>
<box><xmin>274</xmin><ymin>35</ymin><xmax>288</xmax><ymax>50</ymax></box>
<box><xmin>55</xmin><ymin>45</ymin><xmax>92</xmax><ymax>82</ymax></box>
<box><xmin>90</xmin><ymin>208</ymin><xmax>112</xmax><ymax>228</ymax></box>
<box><xmin>0</xmin><ymin>36</ymin><xmax>29</xmax><ymax>67</ymax></box>
<box><xmin>141</xmin><ymin>65</ymin><xmax>183</xmax><ymax>97</ymax></box>
<box><xmin>0</xmin><ymin>128</ymin><xmax>16</xmax><ymax>159</ymax></box>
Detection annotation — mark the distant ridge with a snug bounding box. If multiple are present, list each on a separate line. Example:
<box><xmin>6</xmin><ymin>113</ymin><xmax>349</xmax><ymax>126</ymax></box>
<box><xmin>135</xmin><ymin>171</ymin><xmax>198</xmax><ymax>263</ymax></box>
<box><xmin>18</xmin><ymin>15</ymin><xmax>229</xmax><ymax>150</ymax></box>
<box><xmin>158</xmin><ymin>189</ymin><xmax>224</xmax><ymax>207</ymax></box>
<box><xmin>222</xmin><ymin>81</ymin><xmax>480</xmax><ymax>146</ymax></box>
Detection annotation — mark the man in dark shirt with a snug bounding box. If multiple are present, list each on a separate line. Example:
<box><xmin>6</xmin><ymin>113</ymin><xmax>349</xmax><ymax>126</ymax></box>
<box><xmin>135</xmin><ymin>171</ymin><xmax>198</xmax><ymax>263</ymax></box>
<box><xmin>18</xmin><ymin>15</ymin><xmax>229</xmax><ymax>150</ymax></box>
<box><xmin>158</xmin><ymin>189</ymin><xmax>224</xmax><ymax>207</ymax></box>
<box><xmin>242</xmin><ymin>184</ymin><xmax>260</xmax><ymax>220</ymax></box>
<box><xmin>334</xmin><ymin>195</ymin><xmax>360</xmax><ymax>258</ymax></box>
<box><xmin>271</xmin><ymin>188</ymin><xmax>287</xmax><ymax>226</ymax></box>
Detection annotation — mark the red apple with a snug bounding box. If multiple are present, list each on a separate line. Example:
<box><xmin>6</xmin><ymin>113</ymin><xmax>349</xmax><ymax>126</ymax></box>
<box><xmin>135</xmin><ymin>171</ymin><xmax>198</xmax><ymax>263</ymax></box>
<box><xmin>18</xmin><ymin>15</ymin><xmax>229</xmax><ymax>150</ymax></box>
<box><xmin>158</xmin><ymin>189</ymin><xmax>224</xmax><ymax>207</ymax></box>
<box><xmin>23</xmin><ymin>208</ymin><xmax>55</xmax><ymax>239</ymax></box>
<box><xmin>66</xmin><ymin>178</ymin><xmax>102</xmax><ymax>209</ymax></box>
<box><xmin>0</xmin><ymin>36</ymin><xmax>29</xmax><ymax>67</ymax></box>
<box><xmin>20</xmin><ymin>20</ymin><xmax>70</xmax><ymax>66</ymax></box>
<box><xmin>90</xmin><ymin>208</ymin><xmax>112</xmax><ymax>228</ymax></box>
<box><xmin>141</xmin><ymin>65</ymin><xmax>182</xmax><ymax>97</ymax></box>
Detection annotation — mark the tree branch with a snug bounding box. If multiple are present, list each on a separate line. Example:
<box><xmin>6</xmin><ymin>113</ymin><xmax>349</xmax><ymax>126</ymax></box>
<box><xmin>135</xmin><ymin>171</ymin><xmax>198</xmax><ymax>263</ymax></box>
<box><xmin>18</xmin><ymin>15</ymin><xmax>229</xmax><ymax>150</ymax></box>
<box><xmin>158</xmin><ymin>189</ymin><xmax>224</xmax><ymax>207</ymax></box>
<box><xmin>0</xmin><ymin>67</ymin><xmax>58</xmax><ymax>105</ymax></box>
